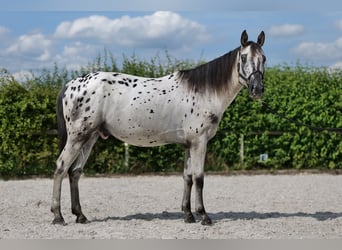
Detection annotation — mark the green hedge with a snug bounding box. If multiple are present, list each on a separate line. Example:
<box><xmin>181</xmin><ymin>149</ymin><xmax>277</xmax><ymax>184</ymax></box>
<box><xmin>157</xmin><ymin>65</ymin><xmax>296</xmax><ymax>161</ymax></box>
<box><xmin>0</xmin><ymin>55</ymin><xmax>341</xmax><ymax>177</ymax></box>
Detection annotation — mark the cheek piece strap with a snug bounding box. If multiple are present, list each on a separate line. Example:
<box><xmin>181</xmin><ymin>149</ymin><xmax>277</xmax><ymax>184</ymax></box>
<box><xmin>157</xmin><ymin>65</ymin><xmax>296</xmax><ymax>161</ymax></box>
<box><xmin>237</xmin><ymin>62</ymin><xmax>264</xmax><ymax>89</ymax></box>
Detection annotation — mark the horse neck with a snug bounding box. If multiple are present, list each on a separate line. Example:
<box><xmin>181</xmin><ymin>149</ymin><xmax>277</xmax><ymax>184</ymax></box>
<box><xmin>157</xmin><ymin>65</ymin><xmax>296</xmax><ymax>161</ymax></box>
<box><xmin>216</xmin><ymin>53</ymin><xmax>244</xmax><ymax>110</ymax></box>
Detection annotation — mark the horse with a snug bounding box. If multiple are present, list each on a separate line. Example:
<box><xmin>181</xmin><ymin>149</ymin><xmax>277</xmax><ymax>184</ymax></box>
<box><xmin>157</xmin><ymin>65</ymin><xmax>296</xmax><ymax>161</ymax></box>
<box><xmin>51</xmin><ymin>30</ymin><xmax>266</xmax><ymax>225</ymax></box>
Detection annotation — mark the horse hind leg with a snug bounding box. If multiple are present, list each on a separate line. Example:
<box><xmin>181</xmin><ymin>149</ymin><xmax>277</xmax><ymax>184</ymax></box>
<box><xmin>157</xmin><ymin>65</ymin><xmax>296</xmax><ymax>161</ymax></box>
<box><xmin>51</xmin><ymin>139</ymin><xmax>85</xmax><ymax>225</ymax></box>
<box><xmin>68</xmin><ymin>133</ymin><xmax>98</xmax><ymax>223</ymax></box>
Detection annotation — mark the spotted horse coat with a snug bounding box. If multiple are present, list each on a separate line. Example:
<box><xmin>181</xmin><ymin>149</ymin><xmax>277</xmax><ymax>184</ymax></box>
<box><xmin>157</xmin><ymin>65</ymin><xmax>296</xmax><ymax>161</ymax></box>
<box><xmin>51</xmin><ymin>30</ymin><xmax>266</xmax><ymax>226</ymax></box>
<box><xmin>62</xmin><ymin>71</ymin><xmax>224</xmax><ymax>147</ymax></box>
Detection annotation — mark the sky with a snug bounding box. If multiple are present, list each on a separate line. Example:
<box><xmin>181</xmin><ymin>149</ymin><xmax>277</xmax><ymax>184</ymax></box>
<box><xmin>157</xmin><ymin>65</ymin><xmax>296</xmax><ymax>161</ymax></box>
<box><xmin>1</xmin><ymin>0</ymin><xmax>342</xmax><ymax>81</ymax></box>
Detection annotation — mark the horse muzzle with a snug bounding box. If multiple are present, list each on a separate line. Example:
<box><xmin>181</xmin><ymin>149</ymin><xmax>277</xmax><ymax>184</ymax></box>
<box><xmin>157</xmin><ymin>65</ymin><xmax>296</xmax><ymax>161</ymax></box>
<box><xmin>248</xmin><ymin>71</ymin><xmax>264</xmax><ymax>100</ymax></box>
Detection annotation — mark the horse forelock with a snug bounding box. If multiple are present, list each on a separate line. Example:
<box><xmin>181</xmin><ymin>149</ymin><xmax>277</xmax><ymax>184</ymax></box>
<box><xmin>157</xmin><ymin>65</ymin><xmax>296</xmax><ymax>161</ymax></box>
<box><xmin>177</xmin><ymin>47</ymin><xmax>240</xmax><ymax>95</ymax></box>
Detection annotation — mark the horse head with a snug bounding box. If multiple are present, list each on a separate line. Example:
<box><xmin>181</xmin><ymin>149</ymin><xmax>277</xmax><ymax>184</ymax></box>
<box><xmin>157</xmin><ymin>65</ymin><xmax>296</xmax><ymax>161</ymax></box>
<box><xmin>238</xmin><ymin>30</ymin><xmax>266</xmax><ymax>100</ymax></box>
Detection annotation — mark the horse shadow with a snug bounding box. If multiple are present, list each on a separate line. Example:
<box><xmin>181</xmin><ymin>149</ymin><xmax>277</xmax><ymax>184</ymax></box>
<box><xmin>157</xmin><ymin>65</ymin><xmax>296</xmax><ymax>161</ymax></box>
<box><xmin>92</xmin><ymin>210</ymin><xmax>342</xmax><ymax>223</ymax></box>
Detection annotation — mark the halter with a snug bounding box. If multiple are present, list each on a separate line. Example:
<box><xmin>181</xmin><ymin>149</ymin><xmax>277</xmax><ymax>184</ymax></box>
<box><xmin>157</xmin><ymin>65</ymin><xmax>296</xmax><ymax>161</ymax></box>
<box><xmin>237</xmin><ymin>50</ymin><xmax>264</xmax><ymax>88</ymax></box>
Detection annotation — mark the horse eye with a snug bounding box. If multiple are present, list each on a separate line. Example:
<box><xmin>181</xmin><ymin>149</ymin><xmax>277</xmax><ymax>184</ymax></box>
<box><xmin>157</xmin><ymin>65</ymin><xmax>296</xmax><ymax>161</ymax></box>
<box><xmin>241</xmin><ymin>55</ymin><xmax>247</xmax><ymax>63</ymax></box>
<box><xmin>262</xmin><ymin>55</ymin><xmax>266</xmax><ymax>63</ymax></box>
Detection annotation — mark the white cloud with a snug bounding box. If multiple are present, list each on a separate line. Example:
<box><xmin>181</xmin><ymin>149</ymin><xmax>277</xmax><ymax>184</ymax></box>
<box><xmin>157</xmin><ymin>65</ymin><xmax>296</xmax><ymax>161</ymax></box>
<box><xmin>293</xmin><ymin>37</ymin><xmax>342</xmax><ymax>61</ymax></box>
<box><xmin>6</xmin><ymin>32</ymin><xmax>52</xmax><ymax>61</ymax></box>
<box><xmin>54</xmin><ymin>11</ymin><xmax>209</xmax><ymax>49</ymax></box>
<box><xmin>268</xmin><ymin>24</ymin><xmax>304</xmax><ymax>37</ymax></box>
<box><xmin>0</xmin><ymin>26</ymin><xmax>9</xmax><ymax>37</ymax></box>
<box><xmin>330</xmin><ymin>61</ymin><xmax>342</xmax><ymax>70</ymax></box>
<box><xmin>54</xmin><ymin>42</ymin><xmax>99</xmax><ymax>70</ymax></box>
<box><xmin>12</xmin><ymin>70</ymin><xmax>34</xmax><ymax>82</ymax></box>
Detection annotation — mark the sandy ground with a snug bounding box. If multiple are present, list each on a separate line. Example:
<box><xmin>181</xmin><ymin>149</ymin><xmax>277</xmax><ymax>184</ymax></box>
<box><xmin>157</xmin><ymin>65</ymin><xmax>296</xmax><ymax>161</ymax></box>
<box><xmin>1</xmin><ymin>174</ymin><xmax>342</xmax><ymax>239</ymax></box>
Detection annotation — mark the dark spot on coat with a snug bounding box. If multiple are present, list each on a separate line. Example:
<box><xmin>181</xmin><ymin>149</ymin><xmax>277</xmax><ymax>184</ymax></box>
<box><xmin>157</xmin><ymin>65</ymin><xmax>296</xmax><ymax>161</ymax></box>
<box><xmin>83</xmin><ymin>90</ymin><xmax>87</xmax><ymax>96</ymax></box>
<box><xmin>133</xmin><ymin>84</ymin><xmax>137</xmax><ymax>88</ymax></box>
<box><xmin>209</xmin><ymin>113</ymin><xmax>219</xmax><ymax>124</ymax></box>
<box><xmin>85</xmin><ymin>98</ymin><xmax>91</xmax><ymax>103</ymax></box>
<box><xmin>150</xmin><ymin>109</ymin><xmax>154</xmax><ymax>114</ymax></box>
<box><xmin>85</xmin><ymin>106</ymin><xmax>91</xmax><ymax>112</ymax></box>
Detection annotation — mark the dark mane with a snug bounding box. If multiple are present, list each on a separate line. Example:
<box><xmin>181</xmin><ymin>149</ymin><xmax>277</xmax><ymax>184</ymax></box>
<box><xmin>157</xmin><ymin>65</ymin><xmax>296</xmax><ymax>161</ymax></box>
<box><xmin>177</xmin><ymin>47</ymin><xmax>239</xmax><ymax>94</ymax></box>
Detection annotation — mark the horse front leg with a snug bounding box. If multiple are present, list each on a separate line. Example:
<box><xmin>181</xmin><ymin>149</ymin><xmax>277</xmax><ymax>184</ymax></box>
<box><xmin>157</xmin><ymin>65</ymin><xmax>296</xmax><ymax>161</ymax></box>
<box><xmin>190</xmin><ymin>139</ymin><xmax>212</xmax><ymax>225</ymax></box>
<box><xmin>182</xmin><ymin>148</ymin><xmax>195</xmax><ymax>223</ymax></box>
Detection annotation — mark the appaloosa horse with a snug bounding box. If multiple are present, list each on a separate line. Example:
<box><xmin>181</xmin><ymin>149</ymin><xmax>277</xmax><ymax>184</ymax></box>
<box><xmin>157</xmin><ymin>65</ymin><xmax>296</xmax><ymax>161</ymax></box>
<box><xmin>51</xmin><ymin>30</ymin><xmax>266</xmax><ymax>225</ymax></box>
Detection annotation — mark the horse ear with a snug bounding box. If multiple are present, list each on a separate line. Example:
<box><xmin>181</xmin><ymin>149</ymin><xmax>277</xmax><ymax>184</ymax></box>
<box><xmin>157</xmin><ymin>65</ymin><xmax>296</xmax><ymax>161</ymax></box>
<box><xmin>257</xmin><ymin>31</ymin><xmax>265</xmax><ymax>47</ymax></box>
<box><xmin>241</xmin><ymin>30</ymin><xmax>248</xmax><ymax>47</ymax></box>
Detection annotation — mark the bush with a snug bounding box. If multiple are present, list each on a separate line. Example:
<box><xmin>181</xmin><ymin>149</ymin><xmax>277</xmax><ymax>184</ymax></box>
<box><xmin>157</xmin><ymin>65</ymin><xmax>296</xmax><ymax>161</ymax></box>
<box><xmin>0</xmin><ymin>54</ymin><xmax>341</xmax><ymax>177</ymax></box>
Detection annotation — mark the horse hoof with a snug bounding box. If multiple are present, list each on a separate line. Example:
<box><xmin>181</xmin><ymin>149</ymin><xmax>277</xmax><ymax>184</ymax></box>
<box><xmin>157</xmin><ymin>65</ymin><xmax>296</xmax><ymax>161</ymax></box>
<box><xmin>200</xmin><ymin>216</ymin><xmax>212</xmax><ymax>226</ymax></box>
<box><xmin>52</xmin><ymin>218</ymin><xmax>67</xmax><ymax>226</ymax></box>
<box><xmin>184</xmin><ymin>213</ymin><xmax>196</xmax><ymax>223</ymax></box>
<box><xmin>76</xmin><ymin>214</ymin><xmax>89</xmax><ymax>224</ymax></box>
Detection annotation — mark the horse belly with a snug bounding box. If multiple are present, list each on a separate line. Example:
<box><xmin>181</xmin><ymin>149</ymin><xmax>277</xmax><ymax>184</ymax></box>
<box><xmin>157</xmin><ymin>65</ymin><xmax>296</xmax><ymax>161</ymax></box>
<box><xmin>108</xmin><ymin>126</ymin><xmax>186</xmax><ymax>147</ymax></box>
<box><xmin>104</xmin><ymin>107</ymin><xmax>186</xmax><ymax>147</ymax></box>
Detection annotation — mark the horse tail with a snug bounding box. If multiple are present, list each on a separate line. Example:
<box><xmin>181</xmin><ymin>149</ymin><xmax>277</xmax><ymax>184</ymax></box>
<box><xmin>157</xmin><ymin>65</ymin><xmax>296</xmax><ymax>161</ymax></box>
<box><xmin>57</xmin><ymin>85</ymin><xmax>67</xmax><ymax>153</ymax></box>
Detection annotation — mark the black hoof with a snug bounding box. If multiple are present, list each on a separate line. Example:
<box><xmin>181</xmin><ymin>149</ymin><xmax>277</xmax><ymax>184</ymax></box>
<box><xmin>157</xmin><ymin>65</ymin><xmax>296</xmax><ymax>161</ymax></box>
<box><xmin>184</xmin><ymin>212</ymin><xmax>196</xmax><ymax>223</ymax></box>
<box><xmin>76</xmin><ymin>214</ymin><xmax>89</xmax><ymax>224</ymax></box>
<box><xmin>200</xmin><ymin>216</ymin><xmax>212</xmax><ymax>226</ymax></box>
<box><xmin>52</xmin><ymin>217</ymin><xmax>67</xmax><ymax>226</ymax></box>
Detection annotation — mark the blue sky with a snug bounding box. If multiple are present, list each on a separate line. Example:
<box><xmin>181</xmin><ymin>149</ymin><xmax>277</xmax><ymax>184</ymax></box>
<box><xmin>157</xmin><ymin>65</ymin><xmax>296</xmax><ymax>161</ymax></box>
<box><xmin>1</xmin><ymin>0</ymin><xmax>342</xmax><ymax>80</ymax></box>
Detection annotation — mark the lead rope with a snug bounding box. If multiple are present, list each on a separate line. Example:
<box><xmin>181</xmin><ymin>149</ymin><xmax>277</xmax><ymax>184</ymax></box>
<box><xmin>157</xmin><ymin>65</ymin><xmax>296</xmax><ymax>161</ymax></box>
<box><xmin>259</xmin><ymin>100</ymin><xmax>342</xmax><ymax>134</ymax></box>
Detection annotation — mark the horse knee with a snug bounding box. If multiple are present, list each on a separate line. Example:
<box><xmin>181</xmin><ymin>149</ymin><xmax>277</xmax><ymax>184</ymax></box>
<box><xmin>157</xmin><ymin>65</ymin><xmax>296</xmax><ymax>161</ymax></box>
<box><xmin>68</xmin><ymin>167</ymin><xmax>82</xmax><ymax>178</ymax></box>
<box><xmin>194</xmin><ymin>175</ymin><xmax>204</xmax><ymax>189</ymax></box>
<box><xmin>54</xmin><ymin>159</ymin><xmax>69</xmax><ymax>178</ymax></box>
